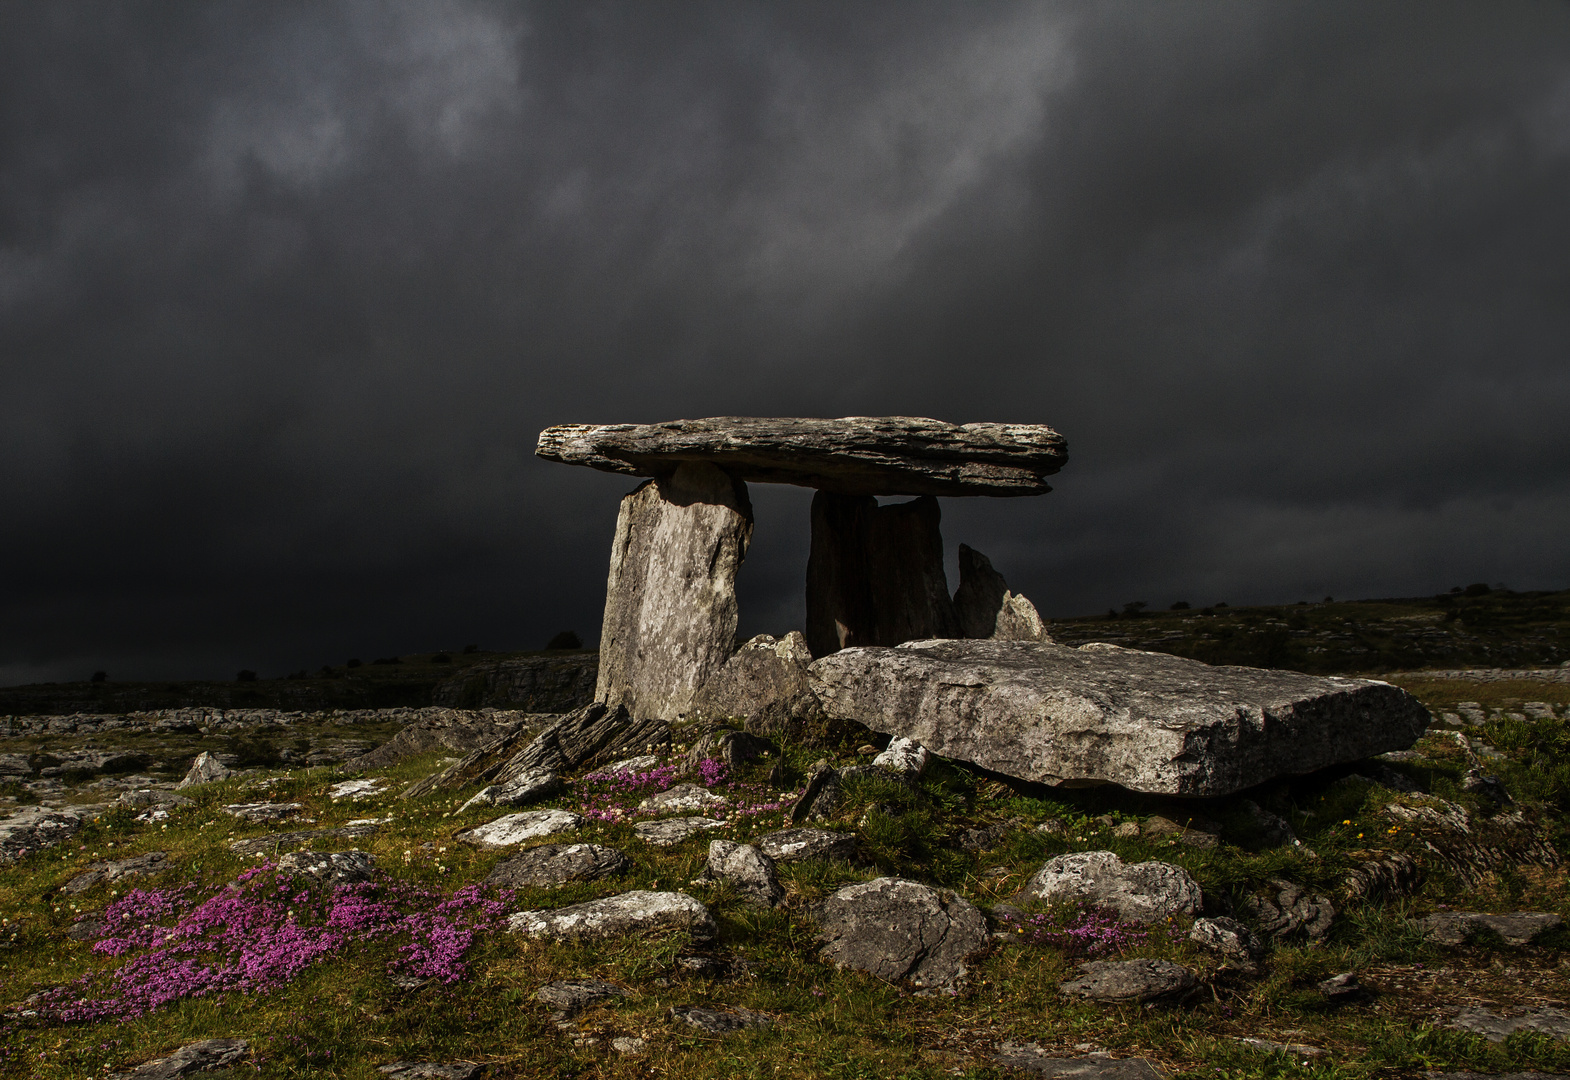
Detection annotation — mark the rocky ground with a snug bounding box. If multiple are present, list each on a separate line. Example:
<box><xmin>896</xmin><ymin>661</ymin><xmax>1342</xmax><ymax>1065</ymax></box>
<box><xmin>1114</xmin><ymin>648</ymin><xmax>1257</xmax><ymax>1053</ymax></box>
<box><xmin>2</xmin><ymin>659</ymin><xmax>1569</xmax><ymax>1077</ymax></box>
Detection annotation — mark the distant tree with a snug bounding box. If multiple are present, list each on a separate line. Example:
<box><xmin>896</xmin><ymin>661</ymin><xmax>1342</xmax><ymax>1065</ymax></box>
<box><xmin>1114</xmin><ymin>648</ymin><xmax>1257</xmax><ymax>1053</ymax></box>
<box><xmin>546</xmin><ymin>630</ymin><xmax>583</xmax><ymax>650</ymax></box>
<box><xmin>1464</xmin><ymin>583</ymin><xmax>1492</xmax><ymax>597</ymax></box>
<box><xmin>236</xmin><ymin>670</ymin><xmax>258</xmax><ymax>682</ymax></box>
<box><xmin>90</xmin><ymin>671</ymin><xmax>107</xmax><ymax>683</ymax></box>
<box><xmin>1215</xmin><ymin>601</ymin><xmax>1229</xmax><ymax>608</ymax></box>
<box><xmin>1170</xmin><ymin>601</ymin><xmax>1190</xmax><ymax>610</ymax></box>
<box><xmin>1122</xmin><ymin>601</ymin><xmax>1148</xmax><ymax>616</ymax></box>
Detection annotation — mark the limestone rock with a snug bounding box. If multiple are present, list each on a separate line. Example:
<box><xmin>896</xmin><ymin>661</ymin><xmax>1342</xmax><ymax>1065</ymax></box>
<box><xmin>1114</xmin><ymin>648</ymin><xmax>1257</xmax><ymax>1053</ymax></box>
<box><xmin>669</xmin><ymin>1004</ymin><xmax>774</xmax><ymax>1034</ymax></box>
<box><xmin>1448</xmin><ymin>1007</ymin><xmax>1570</xmax><ymax>1043</ymax></box>
<box><xmin>535</xmin><ymin>978</ymin><xmax>628</xmax><ymax>1015</ymax></box>
<box><xmin>684</xmin><ymin>730</ymin><xmax>775</xmax><ymax>774</ymax></box>
<box><xmin>808</xmin><ymin>640</ymin><xmax>1431</xmax><ymax>797</ymax></box>
<box><xmin>1188</xmin><ymin>917</ymin><xmax>1265</xmax><ymax>971</ymax></box>
<box><xmin>276</xmin><ymin>850</ymin><xmax>376</xmax><ymax>887</ymax></box>
<box><xmin>483</xmin><ymin>843</ymin><xmax>631</xmax><ymax>888</ymax></box>
<box><xmin>1242</xmin><ymin>879</ymin><xmax>1335</xmax><ymax>940</ymax></box>
<box><xmin>508</xmin><ymin>889</ymin><xmax>717</xmax><ymax>942</ymax></box>
<box><xmin>536</xmin><ymin>416</ymin><xmax>1067</xmax><ymax>497</ymax></box>
<box><xmin>789</xmin><ymin>761</ymin><xmax>845</xmax><ymax>824</ymax></box>
<box><xmin>431</xmin><ymin>652</ymin><xmax>598</xmax><ymax>711</ymax></box>
<box><xmin>692</xmin><ymin>632</ymin><xmax>824</xmax><ymax>740</ymax></box>
<box><xmin>63</xmin><ymin>851</ymin><xmax>169</xmax><ymax>894</ymax></box>
<box><xmin>633</xmin><ymin>816</ymin><xmax>724</xmax><ymax>847</ymax></box>
<box><xmin>871</xmin><ymin>736</ymin><xmax>928</xmax><ymax>777</ymax></box>
<box><xmin>376</xmin><ymin>1064</ymin><xmax>483</xmax><ymax>1080</ymax></box>
<box><xmin>328</xmin><ymin>779</ymin><xmax>385</xmax><ymax>800</ymax></box>
<box><xmin>457</xmin><ymin>768</ymin><xmax>562</xmax><ymax>813</ymax></box>
<box><xmin>1317</xmin><ymin>972</ymin><xmax>1363</xmax><ymax>1002</ymax></box>
<box><xmin>1421</xmin><ymin>911</ymin><xmax>1562</xmax><ymax>946</ymax></box>
<box><xmin>345</xmin><ymin>710</ymin><xmax>535</xmax><ymax>772</ymax></box>
<box><xmin>695</xmin><ymin>840</ymin><xmax>783</xmax><ymax>907</ymax></box>
<box><xmin>109</xmin><ymin>1038</ymin><xmax>249</xmax><ymax>1079</ymax></box>
<box><xmin>639</xmin><ymin>783</ymin><xmax>728</xmax><ymax>815</ymax></box>
<box><xmin>457</xmin><ymin>809</ymin><xmax>584</xmax><ymax>848</ymax></box>
<box><xmin>992</xmin><ymin>1044</ymin><xmax>1169</xmax><ymax>1078</ymax></box>
<box><xmin>0</xmin><ymin>753</ymin><xmax>32</xmax><ymax>777</ymax></box>
<box><xmin>1060</xmin><ymin>959</ymin><xmax>1198</xmax><ymax>1004</ymax></box>
<box><xmin>805</xmin><ymin>492</ymin><xmax>959</xmax><ymax>656</ymax></box>
<box><xmin>1020</xmin><ymin>852</ymin><xmax>1203</xmax><ymax>924</ymax></box>
<box><xmin>177</xmin><ymin>751</ymin><xmax>232</xmax><ymax>789</ymax></box>
<box><xmin>222</xmin><ymin>803</ymin><xmax>305</xmax><ymax>823</ymax></box>
<box><xmin>1344</xmin><ymin>853</ymin><xmax>1422</xmax><ymax>901</ymax></box>
<box><xmin>602</xmin><ymin>754</ymin><xmax>662</xmax><ymax>774</ymax></box>
<box><xmin>115</xmin><ymin>790</ymin><xmax>193</xmax><ymax>812</ymax></box>
<box><xmin>229</xmin><ymin>823</ymin><xmax>379</xmax><ymax>856</ymax></box>
<box><xmin>756</xmin><ymin>827</ymin><xmax>856</xmax><ymax>864</ymax></box>
<box><xmin>952</xmin><ymin>545</ymin><xmax>1049</xmax><ymax>642</ymax></box>
<box><xmin>1</xmin><ymin>806</ymin><xmax>82</xmax><ymax>862</ymax></box>
<box><xmin>816</xmin><ymin>877</ymin><xmax>988</xmax><ymax>991</ymax></box>
<box><xmin>595</xmin><ymin>463</ymin><xmax>753</xmax><ymax>721</ymax></box>
<box><xmin>1141</xmin><ymin>816</ymin><xmax>1218</xmax><ymax>850</ymax></box>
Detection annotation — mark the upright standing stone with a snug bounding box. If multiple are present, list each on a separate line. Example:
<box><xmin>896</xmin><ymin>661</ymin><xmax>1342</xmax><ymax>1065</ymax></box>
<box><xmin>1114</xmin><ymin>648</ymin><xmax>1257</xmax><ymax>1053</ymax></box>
<box><xmin>952</xmin><ymin>544</ymin><xmax>1049</xmax><ymax>642</ymax></box>
<box><xmin>805</xmin><ymin>492</ymin><xmax>959</xmax><ymax>656</ymax></box>
<box><xmin>596</xmin><ymin>462</ymin><xmax>753</xmax><ymax>720</ymax></box>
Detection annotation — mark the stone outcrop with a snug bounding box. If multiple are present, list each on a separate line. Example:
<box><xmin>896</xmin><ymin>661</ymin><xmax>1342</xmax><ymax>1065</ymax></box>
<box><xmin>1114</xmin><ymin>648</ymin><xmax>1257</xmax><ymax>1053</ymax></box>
<box><xmin>992</xmin><ymin>1044</ymin><xmax>1169</xmax><ymax>1079</ymax></box>
<box><xmin>456</xmin><ymin>768</ymin><xmax>561</xmax><ymax>813</ymax></box>
<box><xmin>1420</xmin><ymin>911</ymin><xmax>1562</xmax><ymax>946</ymax></box>
<box><xmin>952</xmin><ymin>544</ymin><xmax>1049</xmax><ymax>642</ymax></box>
<box><xmin>756</xmin><ymin>827</ymin><xmax>857</xmax><ymax>864</ymax></box>
<box><xmin>695</xmin><ymin>840</ymin><xmax>783</xmax><ymax>907</ymax></box>
<box><xmin>816</xmin><ymin>877</ymin><xmax>988</xmax><ymax>992</ymax></box>
<box><xmin>639</xmin><ymin>783</ymin><xmax>728</xmax><ymax>815</ymax></box>
<box><xmin>691</xmin><ymin>632</ymin><xmax>823</xmax><ymax>740</ymax></box>
<box><xmin>632</xmin><ymin>817</ymin><xmax>724</xmax><ymax>846</ymax></box>
<box><xmin>1019</xmin><ymin>852</ymin><xmax>1203</xmax><ymax>924</ymax></box>
<box><xmin>376</xmin><ymin>1064</ymin><xmax>483</xmax><ymax>1080</ymax></box>
<box><xmin>276</xmin><ymin>850</ymin><xmax>376</xmax><ymax>887</ymax></box>
<box><xmin>222</xmin><ymin>802</ymin><xmax>304</xmax><ymax>823</ymax></box>
<box><xmin>483</xmin><ymin>843</ymin><xmax>631</xmax><ymax>888</ymax></box>
<box><xmin>872</xmin><ymin>736</ymin><xmax>928</xmax><ymax>776</ymax></box>
<box><xmin>1060</xmin><ymin>959</ymin><xmax>1198</xmax><ymax>1004</ymax></box>
<box><xmin>595</xmin><ymin>463</ymin><xmax>753</xmax><ymax>721</ymax></box>
<box><xmin>108</xmin><ymin>1038</ymin><xmax>250</xmax><ymax>1080</ymax></box>
<box><xmin>1188</xmin><ymin>917</ymin><xmax>1266</xmax><ymax>971</ymax></box>
<box><xmin>536</xmin><ymin>416</ymin><xmax>1067</xmax><ymax>497</ymax></box>
<box><xmin>456</xmin><ymin>809</ymin><xmax>584</xmax><ymax>848</ymax></box>
<box><xmin>805</xmin><ymin>492</ymin><xmax>959</xmax><ymax>656</ymax></box>
<box><xmin>535</xmin><ymin>978</ymin><xmax>627</xmax><ymax>1017</ymax></box>
<box><xmin>670</xmin><ymin>1004</ymin><xmax>775</xmax><ymax>1034</ymax></box>
<box><xmin>177</xmin><ymin>751</ymin><xmax>232</xmax><ymax>789</ymax></box>
<box><xmin>684</xmin><ymin>729</ymin><xmax>775</xmax><ymax>773</ymax></box>
<box><xmin>1242</xmin><ymin>879</ymin><xmax>1335</xmax><ymax>940</ymax></box>
<box><xmin>229</xmin><ymin>823</ymin><xmax>379</xmax><ymax>856</ymax></box>
<box><xmin>63</xmin><ymin>851</ymin><xmax>169</xmax><ymax>894</ymax></box>
<box><xmin>809</xmin><ymin>639</ymin><xmax>1432</xmax><ymax>797</ymax></box>
<box><xmin>1447</xmin><ymin>1007</ymin><xmax>1570</xmax><ymax>1043</ymax></box>
<box><xmin>430</xmin><ymin>653</ymin><xmax>598</xmax><ymax>711</ymax></box>
<box><xmin>507</xmin><ymin>890</ymin><xmax>717</xmax><ymax>942</ymax></box>
<box><xmin>345</xmin><ymin>710</ymin><xmax>539</xmax><ymax>772</ymax></box>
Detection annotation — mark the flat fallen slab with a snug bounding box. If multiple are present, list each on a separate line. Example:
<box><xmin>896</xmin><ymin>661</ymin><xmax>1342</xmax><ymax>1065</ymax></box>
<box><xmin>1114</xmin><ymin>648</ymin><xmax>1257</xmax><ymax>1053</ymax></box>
<box><xmin>536</xmin><ymin>416</ymin><xmax>1066</xmax><ymax>497</ymax></box>
<box><xmin>809</xmin><ymin>640</ymin><xmax>1431</xmax><ymax>797</ymax></box>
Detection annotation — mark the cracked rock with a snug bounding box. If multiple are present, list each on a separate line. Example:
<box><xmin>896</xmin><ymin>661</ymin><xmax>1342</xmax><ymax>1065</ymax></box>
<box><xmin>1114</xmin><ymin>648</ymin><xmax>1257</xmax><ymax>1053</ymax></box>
<box><xmin>456</xmin><ymin>809</ymin><xmax>584</xmax><ymax>847</ymax></box>
<box><xmin>694</xmin><ymin>840</ymin><xmax>783</xmax><ymax>907</ymax></box>
<box><xmin>376</xmin><ymin>1064</ymin><xmax>483</xmax><ymax>1080</ymax></box>
<box><xmin>1447</xmin><ymin>1007</ymin><xmax>1570</xmax><ymax>1043</ymax></box>
<box><xmin>457</xmin><ymin>768</ymin><xmax>562</xmax><ymax>813</ymax></box>
<box><xmin>633</xmin><ymin>817</ymin><xmax>725</xmax><ymax>847</ymax></box>
<box><xmin>0</xmin><ymin>805</ymin><xmax>82</xmax><ymax>863</ymax></box>
<box><xmin>483</xmin><ymin>843</ymin><xmax>630</xmax><ymax>888</ymax></box>
<box><xmin>670</xmin><ymin>1004</ymin><xmax>774</xmax><ymax>1034</ymax></box>
<box><xmin>109</xmin><ymin>1038</ymin><xmax>249</xmax><ymax>1079</ymax></box>
<box><xmin>63</xmin><ymin>851</ymin><xmax>170</xmax><ymax>894</ymax></box>
<box><xmin>1188</xmin><ymin>917</ymin><xmax>1265</xmax><ymax>971</ymax></box>
<box><xmin>639</xmin><ymin>783</ymin><xmax>729</xmax><ymax>815</ymax></box>
<box><xmin>816</xmin><ymin>877</ymin><xmax>988</xmax><ymax>991</ymax></box>
<box><xmin>1060</xmin><ymin>959</ymin><xmax>1198</xmax><ymax>1004</ymax></box>
<box><xmin>177</xmin><ymin>752</ymin><xmax>232</xmax><ymax>789</ymax></box>
<box><xmin>1242</xmin><ymin>879</ymin><xmax>1335</xmax><ymax>940</ymax></box>
<box><xmin>534</xmin><ymin>978</ymin><xmax>628</xmax><ymax>1015</ymax></box>
<box><xmin>508</xmin><ymin>890</ymin><xmax>717</xmax><ymax>942</ymax></box>
<box><xmin>1019</xmin><ymin>851</ymin><xmax>1203</xmax><ymax>924</ymax></box>
<box><xmin>756</xmin><ymin>827</ymin><xmax>856</xmax><ymax>864</ymax></box>
<box><xmin>276</xmin><ymin>849</ymin><xmax>376</xmax><ymax>887</ymax></box>
<box><xmin>1421</xmin><ymin>911</ymin><xmax>1562</xmax><ymax>946</ymax></box>
<box><xmin>992</xmin><ymin>1044</ymin><xmax>1169</xmax><ymax>1078</ymax></box>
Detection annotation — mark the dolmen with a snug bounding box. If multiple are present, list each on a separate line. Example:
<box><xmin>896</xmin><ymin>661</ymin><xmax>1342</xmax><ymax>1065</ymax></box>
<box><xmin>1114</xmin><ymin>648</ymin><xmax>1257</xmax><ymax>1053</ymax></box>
<box><xmin>537</xmin><ymin>417</ymin><xmax>1066</xmax><ymax>721</ymax></box>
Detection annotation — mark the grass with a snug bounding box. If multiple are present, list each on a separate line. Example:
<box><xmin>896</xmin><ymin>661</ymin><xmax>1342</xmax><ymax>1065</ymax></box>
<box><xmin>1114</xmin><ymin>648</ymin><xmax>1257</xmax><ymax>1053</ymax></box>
<box><xmin>3</xmin><ymin>683</ymin><xmax>1570</xmax><ymax>1078</ymax></box>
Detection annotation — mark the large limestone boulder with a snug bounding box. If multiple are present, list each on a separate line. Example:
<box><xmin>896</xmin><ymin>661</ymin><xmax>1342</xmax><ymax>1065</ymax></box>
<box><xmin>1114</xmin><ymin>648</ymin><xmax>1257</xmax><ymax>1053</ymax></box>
<box><xmin>456</xmin><ymin>809</ymin><xmax>584</xmax><ymax>848</ymax></box>
<box><xmin>809</xmin><ymin>639</ymin><xmax>1431</xmax><ymax>797</ymax></box>
<box><xmin>1020</xmin><ymin>852</ymin><xmax>1202</xmax><ymax>924</ymax></box>
<box><xmin>507</xmin><ymin>890</ymin><xmax>717</xmax><ymax>942</ymax></box>
<box><xmin>595</xmin><ymin>463</ymin><xmax>753</xmax><ymax>721</ymax></box>
<box><xmin>692</xmin><ymin>632</ymin><xmax>823</xmax><ymax>739</ymax></box>
<box><xmin>694</xmin><ymin>840</ymin><xmax>783</xmax><ymax>907</ymax></box>
<box><xmin>815</xmin><ymin>877</ymin><xmax>988</xmax><ymax>991</ymax></box>
<box><xmin>536</xmin><ymin>416</ymin><xmax>1067</xmax><ymax>498</ymax></box>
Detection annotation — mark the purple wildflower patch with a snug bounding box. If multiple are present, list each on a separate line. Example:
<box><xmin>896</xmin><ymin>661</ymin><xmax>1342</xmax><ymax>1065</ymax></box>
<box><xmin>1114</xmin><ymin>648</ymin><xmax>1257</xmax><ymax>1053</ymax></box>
<box><xmin>37</xmin><ymin>863</ymin><xmax>507</xmax><ymax>1022</ymax></box>
<box><xmin>569</xmin><ymin>755</ymin><xmax>799</xmax><ymax>825</ymax></box>
<box><xmin>998</xmin><ymin>905</ymin><xmax>1172</xmax><ymax>958</ymax></box>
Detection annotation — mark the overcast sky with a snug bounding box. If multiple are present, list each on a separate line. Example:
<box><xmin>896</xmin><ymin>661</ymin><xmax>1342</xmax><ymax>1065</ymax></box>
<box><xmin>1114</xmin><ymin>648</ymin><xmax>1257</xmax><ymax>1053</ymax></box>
<box><xmin>3</xmin><ymin>2</ymin><xmax>1568</xmax><ymax>684</ymax></box>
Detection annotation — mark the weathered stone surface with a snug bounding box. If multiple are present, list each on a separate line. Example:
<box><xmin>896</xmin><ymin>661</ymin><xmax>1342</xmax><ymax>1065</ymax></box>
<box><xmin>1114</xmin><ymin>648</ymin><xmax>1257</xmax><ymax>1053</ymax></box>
<box><xmin>633</xmin><ymin>817</ymin><xmax>724</xmax><ymax>846</ymax></box>
<box><xmin>692</xmin><ymin>632</ymin><xmax>824</xmax><ymax>740</ymax></box>
<box><xmin>959</xmin><ymin>818</ymin><xmax>1027</xmax><ymax>853</ymax></box>
<box><xmin>457</xmin><ymin>768</ymin><xmax>562</xmax><ymax>813</ymax></box>
<box><xmin>805</xmin><ymin>492</ymin><xmax>959</xmax><ymax>656</ymax></box>
<box><xmin>457</xmin><ymin>809</ymin><xmax>584</xmax><ymax>848</ymax></box>
<box><xmin>596</xmin><ymin>463</ymin><xmax>753</xmax><ymax>721</ymax></box>
<box><xmin>696</xmin><ymin>840</ymin><xmax>783</xmax><ymax>907</ymax></box>
<box><xmin>1141</xmin><ymin>816</ymin><xmax>1219</xmax><ymax>850</ymax></box>
<box><xmin>1317</xmin><ymin>972</ymin><xmax>1363</xmax><ymax>1002</ymax></box>
<box><xmin>809</xmin><ymin>640</ymin><xmax>1431</xmax><ymax>797</ymax></box>
<box><xmin>328</xmin><ymin>779</ymin><xmax>385</xmax><ymax>800</ymax></box>
<box><xmin>1448</xmin><ymin>1007</ymin><xmax>1570</xmax><ymax>1042</ymax></box>
<box><xmin>1189</xmin><ymin>917</ymin><xmax>1265</xmax><ymax>970</ymax></box>
<box><xmin>177</xmin><ymin>751</ymin><xmax>232</xmax><ymax>789</ymax></box>
<box><xmin>431</xmin><ymin>653</ymin><xmax>598</xmax><ymax>711</ymax></box>
<box><xmin>670</xmin><ymin>1004</ymin><xmax>774</xmax><ymax>1034</ymax></box>
<box><xmin>816</xmin><ymin>877</ymin><xmax>988</xmax><ymax>991</ymax></box>
<box><xmin>1242</xmin><ymin>879</ymin><xmax>1335</xmax><ymax>940</ymax></box>
<box><xmin>1421</xmin><ymin>911</ymin><xmax>1562</xmax><ymax>946</ymax></box>
<box><xmin>376</xmin><ymin>1064</ymin><xmax>483</xmax><ymax>1080</ymax></box>
<box><xmin>116</xmin><ymin>789</ymin><xmax>194</xmax><ymax>811</ymax></box>
<box><xmin>872</xmin><ymin>736</ymin><xmax>928</xmax><ymax>776</ymax></box>
<box><xmin>993</xmin><ymin>1044</ymin><xmax>1168</xmax><ymax>1079</ymax></box>
<box><xmin>1238</xmin><ymin>1037</ymin><xmax>1325</xmax><ymax>1058</ymax></box>
<box><xmin>535</xmin><ymin>978</ymin><xmax>628</xmax><ymax>1015</ymax></box>
<box><xmin>756</xmin><ymin>827</ymin><xmax>856</xmax><ymax>864</ymax></box>
<box><xmin>345</xmin><ymin>710</ymin><xmax>536</xmax><ymax>772</ymax></box>
<box><xmin>109</xmin><ymin>1038</ymin><xmax>250</xmax><ymax>1079</ymax></box>
<box><xmin>952</xmin><ymin>545</ymin><xmax>1049</xmax><ymax>642</ymax></box>
<box><xmin>1380</xmin><ymin>795</ymin><xmax>1560</xmax><ymax>887</ymax></box>
<box><xmin>276</xmin><ymin>849</ymin><xmax>375</xmax><ymax>887</ymax></box>
<box><xmin>789</xmin><ymin>761</ymin><xmax>845</xmax><ymax>824</ymax></box>
<box><xmin>639</xmin><ymin>783</ymin><xmax>728</xmax><ymax>815</ymax></box>
<box><xmin>0</xmin><ymin>805</ymin><xmax>82</xmax><ymax>862</ymax></box>
<box><xmin>0</xmin><ymin>753</ymin><xmax>31</xmax><ymax>777</ymax></box>
<box><xmin>64</xmin><ymin>851</ymin><xmax>169</xmax><ymax>894</ymax></box>
<box><xmin>684</xmin><ymin>730</ymin><xmax>775</xmax><ymax>774</ymax></box>
<box><xmin>1060</xmin><ymin>959</ymin><xmax>1198</xmax><ymax>1004</ymax></box>
<box><xmin>483</xmin><ymin>843</ymin><xmax>631</xmax><ymax>888</ymax></box>
<box><xmin>222</xmin><ymin>802</ymin><xmax>305</xmax><ymax>823</ymax></box>
<box><xmin>229</xmin><ymin>823</ymin><xmax>379</xmax><ymax>856</ymax></box>
<box><xmin>1020</xmin><ymin>852</ymin><xmax>1203</xmax><ymax>924</ymax></box>
<box><xmin>1344</xmin><ymin>853</ymin><xmax>1422</xmax><ymax>900</ymax></box>
<box><xmin>508</xmin><ymin>889</ymin><xmax>716</xmax><ymax>942</ymax></box>
<box><xmin>537</xmin><ymin>416</ymin><xmax>1067</xmax><ymax>497</ymax></box>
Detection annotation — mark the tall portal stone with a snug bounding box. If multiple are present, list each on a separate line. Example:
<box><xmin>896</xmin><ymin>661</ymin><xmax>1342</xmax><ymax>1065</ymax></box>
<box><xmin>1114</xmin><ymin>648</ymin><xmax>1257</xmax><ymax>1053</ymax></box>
<box><xmin>596</xmin><ymin>462</ymin><xmax>753</xmax><ymax>720</ymax></box>
<box><xmin>805</xmin><ymin>492</ymin><xmax>959</xmax><ymax>657</ymax></box>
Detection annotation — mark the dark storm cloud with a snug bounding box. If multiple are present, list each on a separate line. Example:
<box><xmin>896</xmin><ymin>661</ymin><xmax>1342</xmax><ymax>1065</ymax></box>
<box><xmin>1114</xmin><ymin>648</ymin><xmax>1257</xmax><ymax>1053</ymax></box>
<box><xmin>2</xmin><ymin>1</ymin><xmax>1568</xmax><ymax>682</ymax></box>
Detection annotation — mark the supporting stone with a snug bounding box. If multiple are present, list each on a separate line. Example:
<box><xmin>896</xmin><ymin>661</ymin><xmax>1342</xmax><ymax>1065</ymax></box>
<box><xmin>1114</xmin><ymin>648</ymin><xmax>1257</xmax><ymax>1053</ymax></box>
<box><xmin>595</xmin><ymin>461</ymin><xmax>753</xmax><ymax>720</ymax></box>
<box><xmin>804</xmin><ymin>492</ymin><xmax>959</xmax><ymax>656</ymax></box>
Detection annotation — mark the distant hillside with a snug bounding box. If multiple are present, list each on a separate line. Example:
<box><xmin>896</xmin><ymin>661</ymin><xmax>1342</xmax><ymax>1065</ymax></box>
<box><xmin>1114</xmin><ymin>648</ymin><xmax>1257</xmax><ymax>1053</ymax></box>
<box><xmin>1047</xmin><ymin>587</ymin><xmax>1570</xmax><ymax>674</ymax></box>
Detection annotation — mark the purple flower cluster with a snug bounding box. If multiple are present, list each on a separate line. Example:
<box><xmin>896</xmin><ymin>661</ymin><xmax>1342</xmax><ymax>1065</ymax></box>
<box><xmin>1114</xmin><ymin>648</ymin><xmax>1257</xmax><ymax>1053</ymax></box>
<box><xmin>37</xmin><ymin>864</ymin><xmax>506</xmax><ymax>1023</ymax></box>
<box><xmin>569</xmin><ymin>756</ymin><xmax>798</xmax><ymax>824</ymax></box>
<box><xmin>998</xmin><ymin>905</ymin><xmax>1158</xmax><ymax>958</ymax></box>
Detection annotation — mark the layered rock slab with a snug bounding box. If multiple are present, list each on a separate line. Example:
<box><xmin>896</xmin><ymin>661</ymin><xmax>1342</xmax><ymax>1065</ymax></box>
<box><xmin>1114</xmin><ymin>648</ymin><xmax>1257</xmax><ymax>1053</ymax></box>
<box><xmin>809</xmin><ymin>639</ymin><xmax>1431</xmax><ymax>797</ymax></box>
<box><xmin>815</xmin><ymin>877</ymin><xmax>987</xmax><ymax>991</ymax></box>
<box><xmin>508</xmin><ymin>890</ymin><xmax>716</xmax><ymax>942</ymax></box>
<box><xmin>536</xmin><ymin>416</ymin><xmax>1067</xmax><ymax>498</ymax></box>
